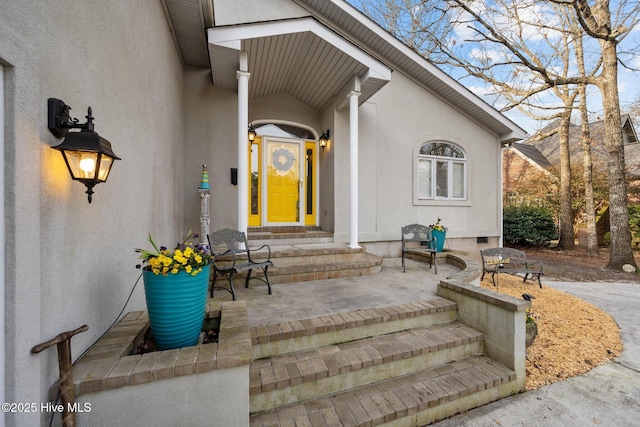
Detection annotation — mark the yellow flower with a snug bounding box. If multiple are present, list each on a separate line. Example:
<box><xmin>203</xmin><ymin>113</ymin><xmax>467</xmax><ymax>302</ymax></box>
<box><xmin>137</xmin><ymin>231</ymin><xmax>212</xmax><ymax>276</ymax></box>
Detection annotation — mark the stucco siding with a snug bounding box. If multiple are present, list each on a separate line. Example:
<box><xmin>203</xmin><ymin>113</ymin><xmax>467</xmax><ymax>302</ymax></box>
<box><xmin>1</xmin><ymin>2</ymin><xmax>184</xmax><ymax>425</ymax></box>
<box><xmin>183</xmin><ymin>68</ymin><xmax>239</xmax><ymax>232</ymax></box>
<box><xmin>333</xmin><ymin>71</ymin><xmax>501</xmax><ymax>246</ymax></box>
<box><xmin>213</xmin><ymin>0</ymin><xmax>307</xmax><ymax>26</ymax></box>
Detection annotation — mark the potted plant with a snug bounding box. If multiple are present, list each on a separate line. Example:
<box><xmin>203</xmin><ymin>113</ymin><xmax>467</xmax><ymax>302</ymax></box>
<box><xmin>429</xmin><ymin>218</ymin><xmax>447</xmax><ymax>252</ymax></box>
<box><xmin>136</xmin><ymin>231</ymin><xmax>212</xmax><ymax>350</ymax></box>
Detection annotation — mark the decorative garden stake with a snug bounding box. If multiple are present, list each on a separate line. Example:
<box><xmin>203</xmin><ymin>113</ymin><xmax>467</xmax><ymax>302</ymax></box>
<box><xmin>198</xmin><ymin>165</ymin><xmax>211</xmax><ymax>247</ymax></box>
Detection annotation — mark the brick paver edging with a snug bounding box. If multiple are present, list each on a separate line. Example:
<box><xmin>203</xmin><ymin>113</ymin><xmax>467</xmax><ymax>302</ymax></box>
<box><xmin>53</xmin><ymin>300</ymin><xmax>251</xmax><ymax>398</ymax></box>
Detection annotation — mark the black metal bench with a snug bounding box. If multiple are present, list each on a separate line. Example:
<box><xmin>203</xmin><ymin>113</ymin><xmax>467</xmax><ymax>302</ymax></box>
<box><xmin>207</xmin><ymin>228</ymin><xmax>273</xmax><ymax>300</ymax></box>
<box><xmin>401</xmin><ymin>224</ymin><xmax>437</xmax><ymax>274</ymax></box>
<box><xmin>480</xmin><ymin>247</ymin><xmax>543</xmax><ymax>288</ymax></box>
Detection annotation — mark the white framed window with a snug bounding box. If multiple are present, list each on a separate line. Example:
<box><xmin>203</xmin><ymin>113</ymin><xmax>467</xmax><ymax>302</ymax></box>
<box><xmin>416</xmin><ymin>142</ymin><xmax>467</xmax><ymax>200</ymax></box>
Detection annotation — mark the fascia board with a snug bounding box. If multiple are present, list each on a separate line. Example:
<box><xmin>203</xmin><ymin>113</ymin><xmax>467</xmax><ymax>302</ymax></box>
<box><xmin>207</xmin><ymin>17</ymin><xmax>391</xmax><ymax>81</ymax></box>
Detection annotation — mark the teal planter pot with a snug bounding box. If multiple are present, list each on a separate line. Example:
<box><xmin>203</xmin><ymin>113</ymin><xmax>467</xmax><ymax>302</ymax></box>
<box><xmin>143</xmin><ymin>265</ymin><xmax>210</xmax><ymax>350</ymax></box>
<box><xmin>431</xmin><ymin>229</ymin><xmax>446</xmax><ymax>252</ymax></box>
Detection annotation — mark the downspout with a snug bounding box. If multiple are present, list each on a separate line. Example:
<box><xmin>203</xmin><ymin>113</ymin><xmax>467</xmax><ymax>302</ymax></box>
<box><xmin>500</xmin><ymin>140</ymin><xmax>512</xmax><ymax>248</ymax></box>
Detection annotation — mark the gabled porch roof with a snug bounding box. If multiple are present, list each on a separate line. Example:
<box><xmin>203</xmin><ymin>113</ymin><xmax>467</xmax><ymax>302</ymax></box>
<box><xmin>207</xmin><ymin>17</ymin><xmax>392</xmax><ymax>110</ymax></box>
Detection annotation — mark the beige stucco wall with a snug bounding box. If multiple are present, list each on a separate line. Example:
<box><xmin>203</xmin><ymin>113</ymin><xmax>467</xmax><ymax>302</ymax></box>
<box><xmin>332</xmin><ymin>72</ymin><xmax>502</xmax><ymax>248</ymax></box>
<box><xmin>74</xmin><ymin>365</ymin><xmax>249</xmax><ymax>427</ymax></box>
<box><xmin>1</xmin><ymin>2</ymin><xmax>185</xmax><ymax>425</ymax></box>
<box><xmin>213</xmin><ymin>0</ymin><xmax>307</xmax><ymax>25</ymax></box>
<box><xmin>183</xmin><ymin>67</ymin><xmax>239</xmax><ymax>232</ymax></box>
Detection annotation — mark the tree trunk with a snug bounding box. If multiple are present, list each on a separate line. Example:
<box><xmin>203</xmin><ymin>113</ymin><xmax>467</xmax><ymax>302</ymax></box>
<box><xmin>557</xmin><ymin>110</ymin><xmax>575</xmax><ymax>249</ymax></box>
<box><xmin>598</xmin><ymin>38</ymin><xmax>636</xmax><ymax>269</ymax></box>
<box><xmin>579</xmin><ymin>92</ymin><xmax>599</xmax><ymax>256</ymax></box>
<box><xmin>575</xmin><ymin>29</ymin><xmax>599</xmax><ymax>256</ymax></box>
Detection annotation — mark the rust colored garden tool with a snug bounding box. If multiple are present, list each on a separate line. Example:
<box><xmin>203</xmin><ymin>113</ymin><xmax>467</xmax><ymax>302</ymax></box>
<box><xmin>32</xmin><ymin>325</ymin><xmax>88</xmax><ymax>427</ymax></box>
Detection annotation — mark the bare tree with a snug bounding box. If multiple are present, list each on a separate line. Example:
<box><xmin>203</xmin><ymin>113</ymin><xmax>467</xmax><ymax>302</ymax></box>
<box><xmin>358</xmin><ymin>0</ymin><xmax>454</xmax><ymax>59</ymax></box>
<box><xmin>576</xmin><ymin>29</ymin><xmax>600</xmax><ymax>255</ymax></box>
<box><xmin>568</xmin><ymin>0</ymin><xmax>639</xmax><ymax>268</ymax></box>
<box><xmin>357</xmin><ymin>0</ymin><xmax>638</xmax><ymax>268</ymax></box>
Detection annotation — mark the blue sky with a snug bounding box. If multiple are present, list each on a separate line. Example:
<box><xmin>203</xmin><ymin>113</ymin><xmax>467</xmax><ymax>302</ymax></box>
<box><xmin>348</xmin><ymin>0</ymin><xmax>640</xmax><ymax>135</ymax></box>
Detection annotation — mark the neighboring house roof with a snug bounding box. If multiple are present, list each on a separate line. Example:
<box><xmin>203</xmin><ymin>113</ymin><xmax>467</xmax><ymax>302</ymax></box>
<box><xmin>510</xmin><ymin>143</ymin><xmax>551</xmax><ymax>169</ymax></box>
<box><xmin>161</xmin><ymin>0</ymin><xmax>527</xmax><ymax>143</ymax></box>
<box><xmin>521</xmin><ymin>115</ymin><xmax>640</xmax><ymax>176</ymax></box>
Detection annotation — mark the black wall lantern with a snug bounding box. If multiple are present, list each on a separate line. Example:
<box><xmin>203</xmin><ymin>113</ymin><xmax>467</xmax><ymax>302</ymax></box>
<box><xmin>319</xmin><ymin>129</ymin><xmax>330</xmax><ymax>151</ymax></box>
<box><xmin>47</xmin><ymin>98</ymin><xmax>121</xmax><ymax>203</ymax></box>
<box><xmin>248</xmin><ymin>124</ymin><xmax>257</xmax><ymax>142</ymax></box>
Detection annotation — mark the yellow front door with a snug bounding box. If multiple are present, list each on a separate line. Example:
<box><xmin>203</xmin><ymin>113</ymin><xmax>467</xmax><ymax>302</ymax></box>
<box><xmin>266</xmin><ymin>140</ymin><xmax>300</xmax><ymax>223</ymax></box>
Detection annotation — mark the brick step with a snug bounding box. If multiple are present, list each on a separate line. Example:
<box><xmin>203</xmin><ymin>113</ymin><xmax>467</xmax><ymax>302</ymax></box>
<box><xmin>249</xmin><ymin>322</ymin><xmax>483</xmax><ymax>413</ymax></box>
<box><xmin>250</xmin><ymin>297</ymin><xmax>459</xmax><ymax>359</ymax></box>
<box><xmin>248</xmin><ymin>230</ymin><xmax>333</xmax><ymax>246</ymax></box>
<box><xmin>215</xmin><ymin>244</ymin><xmax>368</xmax><ymax>267</ymax></box>
<box><xmin>250</xmin><ymin>355</ymin><xmax>518</xmax><ymax>427</ymax></box>
<box><xmin>267</xmin><ymin>253</ymin><xmax>383</xmax><ymax>284</ymax></box>
<box><xmin>211</xmin><ymin>253</ymin><xmax>384</xmax><ymax>292</ymax></box>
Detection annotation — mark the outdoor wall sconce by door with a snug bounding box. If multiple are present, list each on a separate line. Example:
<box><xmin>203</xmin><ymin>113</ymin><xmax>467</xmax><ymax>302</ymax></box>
<box><xmin>47</xmin><ymin>98</ymin><xmax>121</xmax><ymax>203</ymax></box>
<box><xmin>319</xmin><ymin>129</ymin><xmax>330</xmax><ymax>150</ymax></box>
<box><xmin>248</xmin><ymin>124</ymin><xmax>256</xmax><ymax>142</ymax></box>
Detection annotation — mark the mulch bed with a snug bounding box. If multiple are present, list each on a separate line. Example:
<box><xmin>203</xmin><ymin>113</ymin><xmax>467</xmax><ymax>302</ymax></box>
<box><xmin>480</xmin><ymin>273</ymin><xmax>623</xmax><ymax>390</ymax></box>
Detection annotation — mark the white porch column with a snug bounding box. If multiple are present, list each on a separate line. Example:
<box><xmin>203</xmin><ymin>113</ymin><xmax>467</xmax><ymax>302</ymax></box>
<box><xmin>237</xmin><ymin>52</ymin><xmax>250</xmax><ymax>237</ymax></box>
<box><xmin>348</xmin><ymin>90</ymin><xmax>361</xmax><ymax>249</ymax></box>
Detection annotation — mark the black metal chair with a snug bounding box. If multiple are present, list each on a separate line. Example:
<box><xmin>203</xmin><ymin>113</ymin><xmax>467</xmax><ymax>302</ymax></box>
<box><xmin>207</xmin><ymin>228</ymin><xmax>273</xmax><ymax>300</ymax></box>
<box><xmin>401</xmin><ymin>224</ymin><xmax>437</xmax><ymax>274</ymax></box>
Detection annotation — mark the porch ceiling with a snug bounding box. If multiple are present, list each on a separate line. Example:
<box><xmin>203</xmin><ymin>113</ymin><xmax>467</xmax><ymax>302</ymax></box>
<box><xmin>207</xmin><ymin>18</ymin><xmax>392</xmax><ymax>111</ymax></box>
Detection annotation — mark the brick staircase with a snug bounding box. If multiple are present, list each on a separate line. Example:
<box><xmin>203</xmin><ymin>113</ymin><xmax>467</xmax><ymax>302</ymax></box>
<box><xmin>212</xmin><ymin>229</ymin><xmax>384</xmax><ymax>286</ymax></box>
<box><xmin>249</xmin><ymin>297</ymin><xmax>519</xmax><ymax>426</ymax></box>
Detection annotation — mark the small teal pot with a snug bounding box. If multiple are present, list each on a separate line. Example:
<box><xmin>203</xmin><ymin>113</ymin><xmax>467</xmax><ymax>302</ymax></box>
<box><xmin>431</xmin><ymin>229</ymin><xmax>446</xmax><ymax>252</ymax></box>
<box><xmin>143</xmin><ymin>265</ymin><xmax>210</xmax><ymax>350</ymax></box>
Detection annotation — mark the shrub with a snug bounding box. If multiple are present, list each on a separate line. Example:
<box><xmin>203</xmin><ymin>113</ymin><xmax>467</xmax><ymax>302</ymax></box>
<box><xmin>503</xmin><ymin>205</ymin><xmax>558</xmax><ymax>246</ymax></box>
<box><xmin>628</xmin><ymin>204</ymin><xmax>640</xmax><ymax>248</ymax></box>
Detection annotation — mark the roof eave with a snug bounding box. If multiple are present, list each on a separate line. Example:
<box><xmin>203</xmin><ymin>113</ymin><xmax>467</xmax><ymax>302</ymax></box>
<box><xmin>293</xmin><ymin>0</ymin><xmax>527</xmax><ymax>141</ymax></box>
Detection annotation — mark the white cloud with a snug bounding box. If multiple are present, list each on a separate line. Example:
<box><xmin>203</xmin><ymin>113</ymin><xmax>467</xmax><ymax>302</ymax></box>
<box><xmin>467</xmin><ymin>84</ymin><xmax>496</xmax><ymax>97</ymax></box>
<box><xmin>469</xmin><ymin>47</ymin><xmax>504</xmax><ymax>63</ymax></box>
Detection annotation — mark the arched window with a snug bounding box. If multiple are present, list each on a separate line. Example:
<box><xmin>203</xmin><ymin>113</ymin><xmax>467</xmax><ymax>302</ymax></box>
<box><xmin>417</xmin><ymin>141</ymin><xmax>467</xmax><ymax>200</ymax></box>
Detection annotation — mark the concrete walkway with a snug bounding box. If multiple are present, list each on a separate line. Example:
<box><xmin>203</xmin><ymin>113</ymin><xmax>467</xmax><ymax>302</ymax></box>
<box><xmin>240</xmin><ymin>258</ymin><xmax>459</xmax><ymax>325</ymax></box>
<box><xmin>435</xmin><ymin>280</ymin><xmax>640</xmax><ymax>427</ymax></box>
